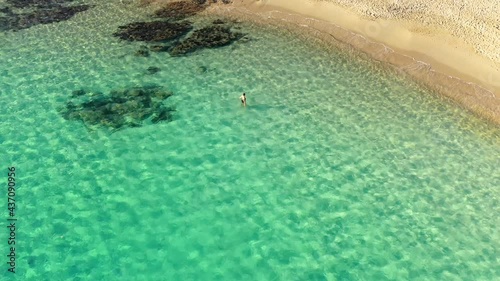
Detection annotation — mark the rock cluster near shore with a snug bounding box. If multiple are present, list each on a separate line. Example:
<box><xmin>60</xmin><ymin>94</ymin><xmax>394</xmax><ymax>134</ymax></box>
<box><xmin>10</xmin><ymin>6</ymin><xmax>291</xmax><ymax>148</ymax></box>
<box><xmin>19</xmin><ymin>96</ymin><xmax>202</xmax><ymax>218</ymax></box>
<box><xmin>114</xmin><ymin>21</ymin><xmax>193</xmax><ymax>42</ymax></box>
<box><xmin>153</xmin><ymin>0</ymin><xmax>206</xmax><ymax>21</ymax></box>
<box><xmin>169</xmin><ymin>25</ymin><xmax>243</xmax><ymax>55</ymax></box>
<box><xmin>60</xmin><ymin>86</ymin><xmax>175</xmax><ymax>130</ymax></box>
<box><xmin>0</xmin><ymin>0</ymin><xmax>91</xmax><ymax>31</ymax></box>
<box><xmin>114</xmin><ymin>0</ymin><xmax>243</xmax><ymax>56</ymax></box>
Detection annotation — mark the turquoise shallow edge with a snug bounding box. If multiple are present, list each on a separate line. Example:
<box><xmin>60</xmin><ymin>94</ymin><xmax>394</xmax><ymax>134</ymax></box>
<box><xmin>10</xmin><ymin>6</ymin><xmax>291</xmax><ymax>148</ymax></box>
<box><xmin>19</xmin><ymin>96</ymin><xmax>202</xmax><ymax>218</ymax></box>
<box><xmin>0</xmin><ymin>0</ymin><xmax>499</xmax><ymax>280</ymax></box>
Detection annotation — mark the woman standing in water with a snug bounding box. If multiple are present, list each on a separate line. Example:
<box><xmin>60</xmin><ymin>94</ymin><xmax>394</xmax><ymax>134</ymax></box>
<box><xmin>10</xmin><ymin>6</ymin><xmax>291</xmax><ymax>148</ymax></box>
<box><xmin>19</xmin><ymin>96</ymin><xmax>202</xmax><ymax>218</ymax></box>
<box><xmin>240</xmin><ymin>93</ymin><xmax>247</xmax><ymax>106</ymax></box>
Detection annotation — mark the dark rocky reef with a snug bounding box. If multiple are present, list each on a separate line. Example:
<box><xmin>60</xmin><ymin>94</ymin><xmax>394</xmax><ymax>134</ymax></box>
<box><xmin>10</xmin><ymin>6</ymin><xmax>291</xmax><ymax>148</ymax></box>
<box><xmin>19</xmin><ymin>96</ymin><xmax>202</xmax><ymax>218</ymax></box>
<box><xmin>153</xmin><ymin>1</ymin><xmax>207</xmax><ymax>21</ymax></box>
<box><xmin>112</xmin><ymin>0</ymin><xmax>244</xmax><ymax>56</ymax></box>
<box><xmin>6</xmin><ymin>0</ymin><xmax>75</xmax><ymax>9</ymax></box>
<box><xmin>0</xmin><ymin>0</ymin><xmax>90</xmax><ymax>31</ymax></box>
<box><xmin>169</xmin><ymin>25</ymin><xmax>244</xmax><ymax>56</ymax></box>
<box><xmin>135</xmin><ymin>46</ymin><xmax>150</xmax><ymax>57</ymax></box>
<box><xmin>61</xmin><ymin>86</ymin><xmax>175</xmax><ymax>130</ymax></box>
<box><xmin>135</xmin><ymin>49</ymin><xmax>150</xmax><ymax>57</ymax></box>
<box><xmin>113</xmin><ymin>21</ymin><xmax>192</xmax><ymax>42</ymax></box>
<box><xmin>146</xmin><ymin>66</ymin><xmax>161</xmax><ymax>74</ymax></box>
<box><xmin>150</xmin><ymin>45</ymin><xmax>170</xmax><ymax>52</ymax></box>
<box><xmin>212</xmin><ymin>19</ymin><xmax>225</xmax><ymax>25</ymax></box>
<box><xmin>189</xmin><ymin>0</ymin><xmax>232</xmax><ymax>5</ymax></box>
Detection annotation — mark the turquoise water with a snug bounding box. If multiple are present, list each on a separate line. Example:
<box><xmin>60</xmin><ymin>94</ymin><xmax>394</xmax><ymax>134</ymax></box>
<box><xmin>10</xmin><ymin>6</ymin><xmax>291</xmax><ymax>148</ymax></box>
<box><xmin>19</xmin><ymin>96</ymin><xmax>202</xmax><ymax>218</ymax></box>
<box><xmin>1</xmin><ymin>1</ymin><xmax>499</xmax><ymax>280</ymax></box>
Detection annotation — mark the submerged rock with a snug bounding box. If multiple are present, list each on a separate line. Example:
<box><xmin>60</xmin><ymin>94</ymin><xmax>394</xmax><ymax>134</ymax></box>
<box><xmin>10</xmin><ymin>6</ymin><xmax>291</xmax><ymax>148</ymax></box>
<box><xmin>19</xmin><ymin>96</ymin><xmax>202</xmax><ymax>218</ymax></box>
<box><xmin>198</xmin><ymin>65</ymin><xmax>208</xmax><ymax>73</ymax></box>
<box><xmin>169</xmin><ymin>25</ymin><xmax>244</xmax><ymax>56</ymax></box>
<box><xmin>135</xmin><ymin>46</ymin><xmax>150</xmax><ymax>57</ymax></box>
<box><xmin>71</xmin><ymin>89</ymin><xmax>86</xmax><ymax>97</ymax></box>
<box><xmin>210</xmin><ymin>0</ymin><xmax>232</xmax><ymax>4</ymax></box>
<box><xmin>0</xmin><ymin>3</ymin><xmax>90</xmax><ymax>31</ymax></box>
<box><xmin>212</xmin><ymin>19</ymin><xmax>225</xmax><ymax>25</ymax></box>
<box><xmin>146</xmin><ymin>66</ymin><xmax>161</xmax><ymax>74</ymax></box>
<box><xmin>6</xmin><ymin>0</ymin><xmax>75</xmax><ymax>9</ymax></box>
<box><xmin>149</xmin><ymin>45</ymin><xmax>170</xmax><ymax>52</ymax></box>
<box><xmin>151</xmin><ymin>107</ymin><xmax>174</xmax><ymax>123</ymax></box>
<box><xmin>113</xmin><ymin>21</ymin><xmax>192</xmax><ymax>42</ymax></box>
<box><xmin>0</xmin><ymin>7</ymin><xmax>15</xmax><ymax>16</ymax></box>
<box><xmin>153</xmin><ymin>1</ymin><xmax>206</xmax><ymax>21</ymax></box>
<box><xmin>61</xmin><ymin>86</ymin><xmax>175</xmax><ymax>130</ymax></box>
<box><xmin>112</xmin><ymin>1</ymin><xmax>239</xmax><ymax>57</ymax></box>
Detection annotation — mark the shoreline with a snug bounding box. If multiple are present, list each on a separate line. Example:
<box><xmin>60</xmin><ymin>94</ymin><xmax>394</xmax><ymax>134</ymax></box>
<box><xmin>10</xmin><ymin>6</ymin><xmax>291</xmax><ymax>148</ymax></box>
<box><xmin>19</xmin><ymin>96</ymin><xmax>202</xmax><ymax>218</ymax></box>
<box><xmin>143</xmin><ymin>0</ymin><xmax>500</xmax><ymax>125</ymax></box>
<box><xmin>205</xmin><ymin>0</ymin><xmax>500</xmax><ymax>126</ymax></box>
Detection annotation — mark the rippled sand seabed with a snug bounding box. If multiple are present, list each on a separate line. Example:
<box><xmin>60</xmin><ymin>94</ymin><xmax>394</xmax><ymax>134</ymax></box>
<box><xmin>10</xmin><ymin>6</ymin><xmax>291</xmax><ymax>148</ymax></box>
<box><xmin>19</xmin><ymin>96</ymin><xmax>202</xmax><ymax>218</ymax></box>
<box><xmin>0</xmin><ymin>0</ymin><xmax>499</xmax><ymax>280</ymax></box>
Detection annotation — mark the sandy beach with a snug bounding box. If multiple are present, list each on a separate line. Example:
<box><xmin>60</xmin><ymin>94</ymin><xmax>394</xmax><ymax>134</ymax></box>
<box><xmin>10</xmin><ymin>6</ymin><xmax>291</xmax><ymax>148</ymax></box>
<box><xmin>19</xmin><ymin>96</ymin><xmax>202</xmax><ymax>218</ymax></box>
<box><xmin>147</xmin><ymin>0</ymin><xmax>500</xmax><ymax>125</ymax></box>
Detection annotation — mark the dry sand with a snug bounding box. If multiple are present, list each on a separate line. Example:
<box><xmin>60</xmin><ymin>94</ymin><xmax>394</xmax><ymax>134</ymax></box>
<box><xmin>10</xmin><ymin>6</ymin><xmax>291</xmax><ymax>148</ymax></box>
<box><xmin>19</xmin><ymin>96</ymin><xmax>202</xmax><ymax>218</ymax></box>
<box><xmin>145</xmin><ymin>0</ymin><xmax>500</xmax><ymax>125</ymax></box>
<box><xmin>320</xmin><ymin>0</ymin><xmax>500</xmax><ymax>64</ymax></box>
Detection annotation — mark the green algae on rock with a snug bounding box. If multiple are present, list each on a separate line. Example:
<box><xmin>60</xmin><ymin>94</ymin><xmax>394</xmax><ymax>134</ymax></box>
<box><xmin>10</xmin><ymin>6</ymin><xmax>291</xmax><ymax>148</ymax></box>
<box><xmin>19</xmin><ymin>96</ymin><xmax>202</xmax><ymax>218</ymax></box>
<box><xmin>61</xmin><ymin>86</ymin><xmax>175</xmax><ymax>130</ymax></box>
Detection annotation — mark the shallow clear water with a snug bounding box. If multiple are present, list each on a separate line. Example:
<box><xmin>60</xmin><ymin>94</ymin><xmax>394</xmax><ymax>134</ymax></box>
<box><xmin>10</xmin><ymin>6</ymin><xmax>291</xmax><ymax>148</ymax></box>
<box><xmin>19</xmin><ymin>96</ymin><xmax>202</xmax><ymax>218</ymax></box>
<box><xmin>1</xmin><ymin>1</ymin><xmax>499</xmax><ymax>280</ymax></box>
